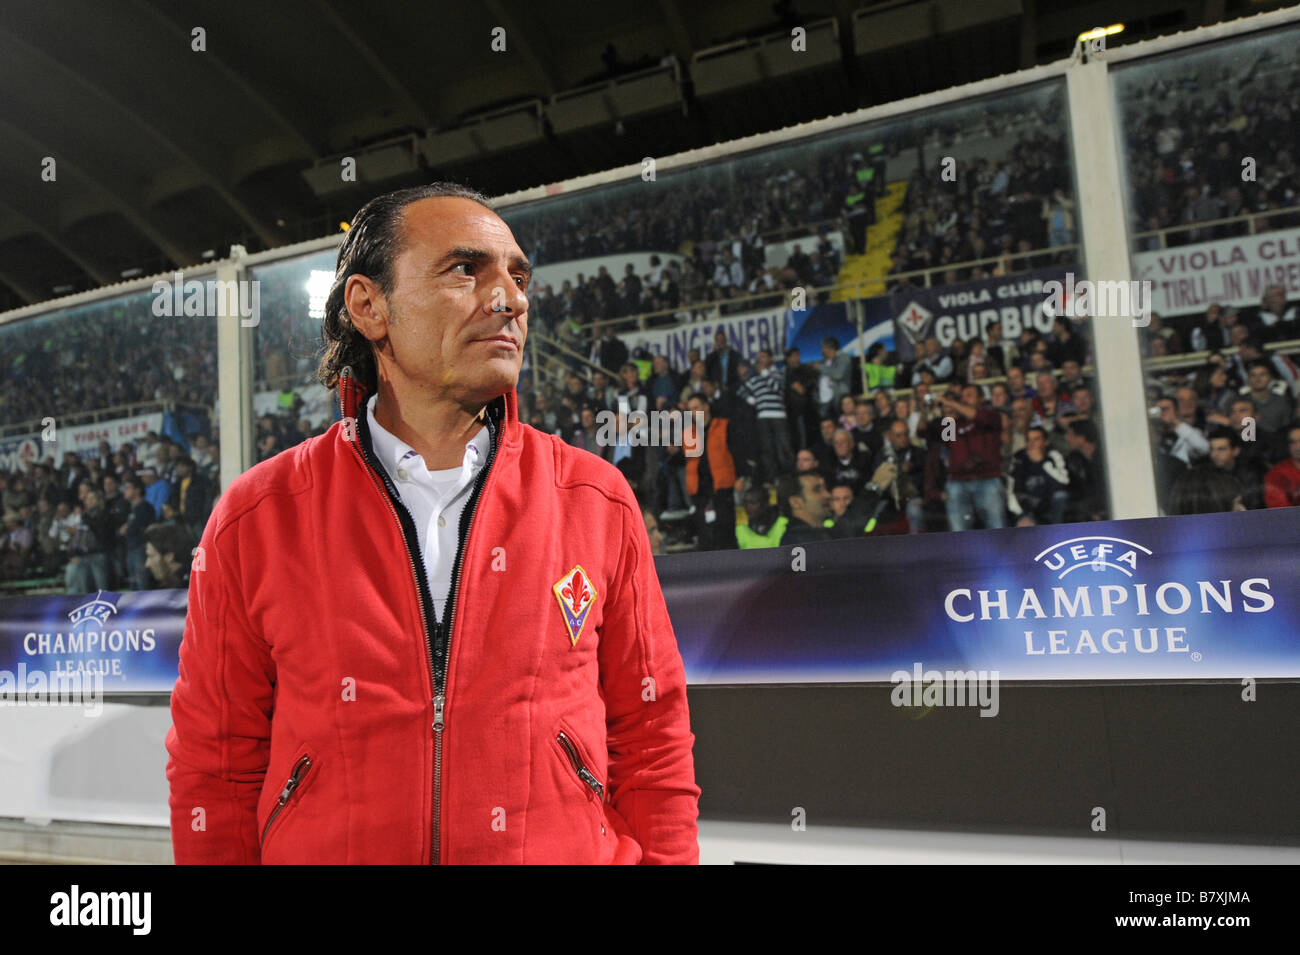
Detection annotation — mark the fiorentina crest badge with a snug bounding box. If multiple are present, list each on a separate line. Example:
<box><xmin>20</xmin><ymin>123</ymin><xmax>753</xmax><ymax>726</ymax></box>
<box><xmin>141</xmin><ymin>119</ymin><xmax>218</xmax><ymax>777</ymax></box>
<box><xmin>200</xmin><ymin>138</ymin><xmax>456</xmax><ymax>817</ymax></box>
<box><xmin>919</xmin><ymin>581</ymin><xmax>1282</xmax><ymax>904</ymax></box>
<box><xmin>553</xmin><ymin>565</ymin><xmax>597</xmax><ymax>647</ymax></box>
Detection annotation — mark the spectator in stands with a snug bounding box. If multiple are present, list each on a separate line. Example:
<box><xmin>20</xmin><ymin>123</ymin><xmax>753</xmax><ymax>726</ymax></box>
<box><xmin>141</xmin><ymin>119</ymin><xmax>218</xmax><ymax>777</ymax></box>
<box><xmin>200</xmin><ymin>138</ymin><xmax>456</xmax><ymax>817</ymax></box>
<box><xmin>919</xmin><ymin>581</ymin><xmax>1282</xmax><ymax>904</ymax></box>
<box><xmin>648</xmin><ymin>355</ymin><xmax>680</xmax><ymax>411</ymax></box>
<box><xmin>1</xmin><ymin>509</ymin><xmax>33</xmax><ymax>581</ymax></box>
<box><xmin>851</xmin><ymin>401</ymin><xmax>883</xmax><ymax>460</ymax></box>
<box><xmin>1190</xmin><ymin>304</ymin><xmax>1232</xmax><ymax>352</ymax></box>
<box><xmin>1197</xmin><ymin>357</ymin><xmax>1240</xmax><ymax>419</ymax></box>
<box><xmin>1048</xmin><ymin>317</ymin><xmax>1087</xmax><ymax>367</ymax></box>
<box><xmin>829</xmin><ymin>429</ymin><xmax>870</xmax><ymax>495</ymax></box>
<box><xmin>816</xmin><ymin>337</ymin><xmax>853</xmax><ymax>418</ymax></box>
<box><xmin>65</xmin><ymin>488</ymin><xmax>114</xmax><ymax>594</ymax></box>
<box><xmin>1243</xmin><ymin>360</ymin><xmax>1295</xmax><ymax>436</ymax></box>
<box><xmin>835</xmin><ymin>395</ymin><xmax>858</xmax><ymax>433</ymax></box>
<box><xmin>925</xmin><ymin>383</ymin><xmax>1007</xmax><ymax>531</ymax></box>
<box><xmin>1064</xmin><ymin>419</ymin><xmax>1106</xmax><ymax>522</ymax></box>
<box><xmin>590</xmin><ymin>323</ymin><xmax>628</xmax><ymax>376</ymax></box>
<box><xmin>775</xmin><ymin>463</ymin><xmax>892</xmax><ymax>546</ymax></box>
<box><xmin>989</xmin><ymin>382</ymin><xmax>1012</xmax><ymax>415</ymax></box>
<box><xmin>1010</xmin><ymin>426</ymin><xmax>1070</xmax><ymax>525</ymax></box>
<box><xmin>1169</xmin><ymin>467</ymin><xmax>1247</xmax><ymax>515</ymax></box>
<box><xmin>736</xmin><ymin>348</ymin><xmax>792</xmax><ymax>483</ymax></box>
<box><xmin>144</xmin><ymin>522</ymin><xmax>195</xmax><ymax>590</ymax></box>
<box><xmin>828</xmin><ymin>483</ymin><xmax>854</xmax><ymax>520</ymax></box>
<box><xmin>1223</xmin><ymin>395</ymin><xmax>1286</xmax><ymax>472</ymax></box>
<box><xmin>121</xmin><ymin>477</ymin><xmax>156</xmax><ymax>590</ymax></box>
<box><xmin>1264</xmin><ymin>425</ymin><xmax>1300</xmax><ymax>509</ymax></box>
<box><xmin>783</xmin><ymin>347</ymin><xmax>819</xmax><ymax>450</ymax></box>
<box><xmin>863</xmin><ymin>343</ymin><xmax>897</xmax><ymax>392</ymax></box>
<box><xmin>910</xmin><ymin>337</ymin><xmax>954</xmax><ymax>385</ymax></box>
<box><xmin>793</xmin><ymin>448</ymin><xmax>823</xmax><ymax>479</ymax></box>
<box><xmin>1256</xmin><ymin>284</ymin><xmax>1297</xmax><ymax>342</ymax></box>
<box><xmin>874</xmin><ymin>418</ymin><xmax>926</xmax><ymax>534</ymax></box>
<box><xmin>735</xmin><ymin>485</ymin><xmax>787</xmax><ymax>550</ymax></box>
<box><xmin>588</xmin><ymin>371</ymin><xmax>617</xmax><ymax>412</ymax></box>
<box><xmin>985</xmin><ymin>321</ymin><xmax>1017</xmax><ymax>378</ymax></box>
<box><xmin>1152</xmin><ymin>395</ymin><xmax>1208</xmax><ymax>503</ymax></box>
<box><xmin>670</xmin><ymin>359</ymin><xmax>701</xmax><ymax>406</ymax></box>
<box><xmin>705</xmin><ymin>331</ymin><xmax>744</xmax><ymax>391</ymax></box>
<box><xmin>191</xmin><ymin>433</ymin><xmax>217</xmax><ymax>478</ymax></box>
<box><xmin>170</xmin><ymin>456</ymin><xmax>216</xmax><ymax>539</ymax></box>
<box><xmin>1241</xmin><ymin>338</ymin><xmax>1300</xmax><ymax>397</ymax></box>
<box><xmin>1205</xmin><ymin>427</ymin><xmax>1264</xmax><ymax>509</ymax></box>
<box><xmin>684</xmin><ymin>393</ymin><xmax>748</xmax><ymax>551</ymax></box>
<box><xmin>1005</xmin><ymin>364</ymin><xmax>1035</xmax><ymax>404</ymax></box>
<box><xmin>30</xmin><ymin>496</ymin><xmax>58</xmax><ymax>575</ymax></box>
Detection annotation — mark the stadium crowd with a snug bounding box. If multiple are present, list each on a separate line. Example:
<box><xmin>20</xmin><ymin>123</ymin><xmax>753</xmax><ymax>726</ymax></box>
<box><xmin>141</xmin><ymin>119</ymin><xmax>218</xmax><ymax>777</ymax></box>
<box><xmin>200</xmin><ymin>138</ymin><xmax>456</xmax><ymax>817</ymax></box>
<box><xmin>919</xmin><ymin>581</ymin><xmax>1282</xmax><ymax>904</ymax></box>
<box><xmin>0</xmin><ymin>434</ymin><xmax>218</xmax><ymax>593</ymax></box>
<box><xmin>519</xmin><ymin>277</ymin><xmax>1300</xmax><ymax>553</ymax></box>
<box><xmin>888</xmin><ymin>125</ymin><xmax>1079</xmax><ymax>288</ymax></box>
<box><xmin>1120</xmin><ymin>48</ymin><xmax>1300</xmax><ymax>246</ymax></box>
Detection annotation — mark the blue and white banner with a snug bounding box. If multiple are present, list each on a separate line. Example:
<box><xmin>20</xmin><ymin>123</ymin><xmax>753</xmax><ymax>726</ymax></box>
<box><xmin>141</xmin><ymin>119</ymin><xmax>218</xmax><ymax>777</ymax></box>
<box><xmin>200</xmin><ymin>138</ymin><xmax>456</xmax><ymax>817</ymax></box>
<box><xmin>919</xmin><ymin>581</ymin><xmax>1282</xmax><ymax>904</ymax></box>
<box><xmin>0</xmin><ymin>433</ymin><xmax>44</xmax><ymax>473</ymax></box>
<box><xmin>783</xmin><ymin>299</ymin><xmax>895</xmax><ymax>360</ymax></box>
<box><xmin>0</xmin><ymin>588</ymin><xmax>186</xmax><ymax>693</ymax></box>
<box><xmin>621</xmin><ymin>306</ymin><xmax>791</xmax><ymax>368</ymax></box>
<box><xmin>659</xmin><ymin>508</ymin><xmax>1300</xmax><ymax>684</ymax></box>
<box><xmin>3</xmin><ymin>510</ymin><xmax>1297</xmax><ymax>693</ymax></box>
<box><xmin>890</xmin><ymin>267</ymin><xmax>1074</xmax><ymax>360</ymax></box>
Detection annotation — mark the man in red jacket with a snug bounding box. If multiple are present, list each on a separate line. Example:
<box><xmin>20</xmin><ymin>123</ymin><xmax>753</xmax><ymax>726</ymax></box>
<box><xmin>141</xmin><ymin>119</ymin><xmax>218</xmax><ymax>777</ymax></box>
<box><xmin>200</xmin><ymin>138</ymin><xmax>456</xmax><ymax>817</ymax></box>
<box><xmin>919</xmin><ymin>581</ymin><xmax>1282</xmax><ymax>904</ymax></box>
<box><xmin>1263</xmin><ymin>424</ymin><xmax>1300</xmax><ymax>508</ymax></box>
<box><xmin>924</xmin><ymin>384</ymin><xmax>1008</xmax><ymax>531</ymax></box>
<box><xmin>166</xmin><ymin>183</ymin><xmax>700</xmax><ymax>864</ymax></box>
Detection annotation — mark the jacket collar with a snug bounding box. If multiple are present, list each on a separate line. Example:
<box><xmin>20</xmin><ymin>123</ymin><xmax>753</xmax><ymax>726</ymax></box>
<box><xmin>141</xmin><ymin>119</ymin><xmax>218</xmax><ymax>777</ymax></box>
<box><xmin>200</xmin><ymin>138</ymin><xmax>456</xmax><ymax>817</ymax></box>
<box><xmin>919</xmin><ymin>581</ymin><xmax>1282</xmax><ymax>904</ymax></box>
<box><xmin>338</xmin><ymin>369</ymin><xmax>518</xmax><ymax>453</ymax></box>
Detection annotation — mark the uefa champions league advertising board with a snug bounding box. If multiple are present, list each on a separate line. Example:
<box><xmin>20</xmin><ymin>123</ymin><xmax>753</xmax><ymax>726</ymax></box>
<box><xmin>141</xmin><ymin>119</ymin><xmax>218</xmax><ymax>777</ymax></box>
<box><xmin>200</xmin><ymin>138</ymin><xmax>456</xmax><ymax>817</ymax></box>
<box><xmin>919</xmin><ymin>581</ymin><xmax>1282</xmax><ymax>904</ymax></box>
<box><xmin>1</xmin><ymin>510</ymin><xmax>1297</xmax><ymax>693</ymax></box>
<box><xmin>0</xmin><ymin>588</ymin><xmax>186</xmax><ymax>697</ymax></box>
<box><xmin>658</xmin><ymin>508</ymin><xmax>1300</xmax><ymax>685</ymax></box>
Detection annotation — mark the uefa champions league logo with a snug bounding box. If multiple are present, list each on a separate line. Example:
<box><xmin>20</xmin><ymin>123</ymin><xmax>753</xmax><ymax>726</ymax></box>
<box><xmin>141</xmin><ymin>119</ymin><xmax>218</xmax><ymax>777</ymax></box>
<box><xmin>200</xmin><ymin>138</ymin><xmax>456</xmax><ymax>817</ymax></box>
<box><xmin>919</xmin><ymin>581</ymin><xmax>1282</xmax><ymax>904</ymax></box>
<box><xmin>1033</xmin><ymin>537</ymin><xmax>1152</xmax><ymax>579</ymax></box>
<box><xmin>67</xmin><ymin>590</ymin><xmax>121</xmax><ymax>630</ymax></box>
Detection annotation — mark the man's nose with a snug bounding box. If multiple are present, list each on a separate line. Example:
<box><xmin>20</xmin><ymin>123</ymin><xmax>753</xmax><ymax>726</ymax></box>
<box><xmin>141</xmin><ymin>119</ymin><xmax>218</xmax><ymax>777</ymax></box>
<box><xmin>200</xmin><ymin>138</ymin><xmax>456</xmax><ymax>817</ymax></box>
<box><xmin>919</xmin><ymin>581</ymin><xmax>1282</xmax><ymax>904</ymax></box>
<box><xmin>485</xmin><ymin>278</ymin><xmax>529</xmax><ymax>315</ymax></box>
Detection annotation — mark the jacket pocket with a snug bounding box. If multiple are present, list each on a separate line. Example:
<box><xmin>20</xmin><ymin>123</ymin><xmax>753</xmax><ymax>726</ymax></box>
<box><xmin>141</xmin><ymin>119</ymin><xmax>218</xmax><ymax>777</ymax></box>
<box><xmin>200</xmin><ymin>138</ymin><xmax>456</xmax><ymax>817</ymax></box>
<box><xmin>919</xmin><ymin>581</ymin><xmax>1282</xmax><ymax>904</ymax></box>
<box><xmin>553</xmin><ymin>724</ymin><xmax>608</xmax><ymax>835</ymax></box>
<box><xmin>260</xmin><ymin>750</ymin><xmax>317</xmax><ymax>850</ymax></box>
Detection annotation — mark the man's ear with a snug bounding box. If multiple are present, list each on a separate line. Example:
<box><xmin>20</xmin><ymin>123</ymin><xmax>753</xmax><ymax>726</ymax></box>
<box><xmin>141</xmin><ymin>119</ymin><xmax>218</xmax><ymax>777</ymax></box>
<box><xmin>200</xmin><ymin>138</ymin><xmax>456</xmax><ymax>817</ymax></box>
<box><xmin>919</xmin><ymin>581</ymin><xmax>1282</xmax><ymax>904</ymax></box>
<box><xmin>343</xmin><ymin>274</ymin><xmax>391</xmax><ymax>344</ymax></box>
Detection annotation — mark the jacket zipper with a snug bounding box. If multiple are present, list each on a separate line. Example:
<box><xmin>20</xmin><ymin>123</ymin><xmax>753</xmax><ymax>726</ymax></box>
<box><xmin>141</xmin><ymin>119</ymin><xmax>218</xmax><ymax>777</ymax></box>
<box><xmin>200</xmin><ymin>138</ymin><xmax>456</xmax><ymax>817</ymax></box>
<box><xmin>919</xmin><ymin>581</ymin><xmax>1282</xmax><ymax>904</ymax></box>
<box><xmin>341</xmin><ymin>369</ymin><xmax>501</xmax><ymax>864</ymax></box>
<box><xmin>434</xmin><ymin>414</ymin><xmax>500</xmax><ymax>860</ymax></box>
<box><xmin>261</xmin><ymin>754</ymin><xmax>312</xmax><ymax>846</ymax></box>
<box><xmin>556</xmin><ymin>731</ymin><xmax>606</xmax><ymax>801</ymax></box>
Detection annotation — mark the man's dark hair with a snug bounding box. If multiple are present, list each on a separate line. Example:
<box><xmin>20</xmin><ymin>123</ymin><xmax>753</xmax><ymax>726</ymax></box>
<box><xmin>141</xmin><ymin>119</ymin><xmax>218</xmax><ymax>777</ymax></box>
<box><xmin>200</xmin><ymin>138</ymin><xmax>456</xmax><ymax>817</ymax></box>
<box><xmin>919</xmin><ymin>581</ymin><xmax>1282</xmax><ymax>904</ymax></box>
<box><xmin>774</xmin><ymin>473</ymin><xmax>808</xmax><ymax>519</ymax></box>
<box><xmin>784</xmin><ymin>347</ymin><xmax>800</xmax><ymax>360</ymax></box>
<box><xmin>822</xmin><ymin>336</ymin><xmax>840</xmax><ymax>351</ymax></box>
<box><xmin>1067</xmin><ymin>419</ymin><xmax>1099</xmax><ymax>446</ymax></box>
<box><xmin>1247</xmin><ymin>360</ymin><xmax>1274</xmax><ymax>378</ymax></box>
<box><xmin>1026</xmin><ymin>425</ymin><xmax>1049</xmax><ymax>442</ymax></box>
<box><xmin>145</xmin><ymin>522</ymin><xmax>194</xmax><ymax>567</ymax></box>
<box><xmin>317</xmin><ymin>182</ymin><xmax>494</xmax><ymax>394</ymax></box>
<box><xmin>1207</xmin><ymin>425</ymin><xmax>1242</xmax><ymax>449</ymax></box>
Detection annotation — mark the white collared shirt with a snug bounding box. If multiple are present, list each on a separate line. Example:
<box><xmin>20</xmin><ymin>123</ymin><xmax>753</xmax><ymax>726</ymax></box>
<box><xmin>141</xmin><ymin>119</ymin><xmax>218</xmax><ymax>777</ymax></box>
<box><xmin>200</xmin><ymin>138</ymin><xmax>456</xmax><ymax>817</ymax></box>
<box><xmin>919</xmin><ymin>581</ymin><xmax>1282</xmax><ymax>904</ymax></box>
<box><xmin>366</xmin><ymin>393</ymin><xmax>491</xmax><ymax>623</ymax></box>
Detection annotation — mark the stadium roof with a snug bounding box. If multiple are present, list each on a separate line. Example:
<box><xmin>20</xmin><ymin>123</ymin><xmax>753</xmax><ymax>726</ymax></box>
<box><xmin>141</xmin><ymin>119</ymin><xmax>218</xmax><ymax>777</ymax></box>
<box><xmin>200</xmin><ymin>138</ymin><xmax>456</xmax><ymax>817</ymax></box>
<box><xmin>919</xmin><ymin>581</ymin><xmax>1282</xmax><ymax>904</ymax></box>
<box><xmin>0</xmin><ymin>0</ymin><xmax>1290</xmax><ymax>311</ymax></box>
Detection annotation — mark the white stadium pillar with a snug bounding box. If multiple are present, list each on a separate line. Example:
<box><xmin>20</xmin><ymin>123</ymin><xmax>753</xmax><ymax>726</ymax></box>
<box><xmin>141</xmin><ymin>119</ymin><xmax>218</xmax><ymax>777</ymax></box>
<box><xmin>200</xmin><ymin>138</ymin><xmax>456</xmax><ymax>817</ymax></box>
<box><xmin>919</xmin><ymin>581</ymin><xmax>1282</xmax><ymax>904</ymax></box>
<box><xmin>1065</xmin><ymin>58</ymin><xmax>1159</xmax><ymax>519</ymax></box>
<box><xmin>217</xmin><ymin>245</ymin><xmax>255</xmax><ymax>492</ymax></box>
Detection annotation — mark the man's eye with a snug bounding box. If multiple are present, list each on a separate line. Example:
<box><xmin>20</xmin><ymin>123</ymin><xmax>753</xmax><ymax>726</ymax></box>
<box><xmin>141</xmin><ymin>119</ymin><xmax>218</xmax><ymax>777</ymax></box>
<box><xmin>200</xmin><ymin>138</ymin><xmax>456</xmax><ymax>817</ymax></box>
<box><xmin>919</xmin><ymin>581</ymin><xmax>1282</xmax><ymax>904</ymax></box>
<box><xmin>454</xmin><ymin>262</ymin><xmax>475</xmax><ymax>275</ymax></box>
